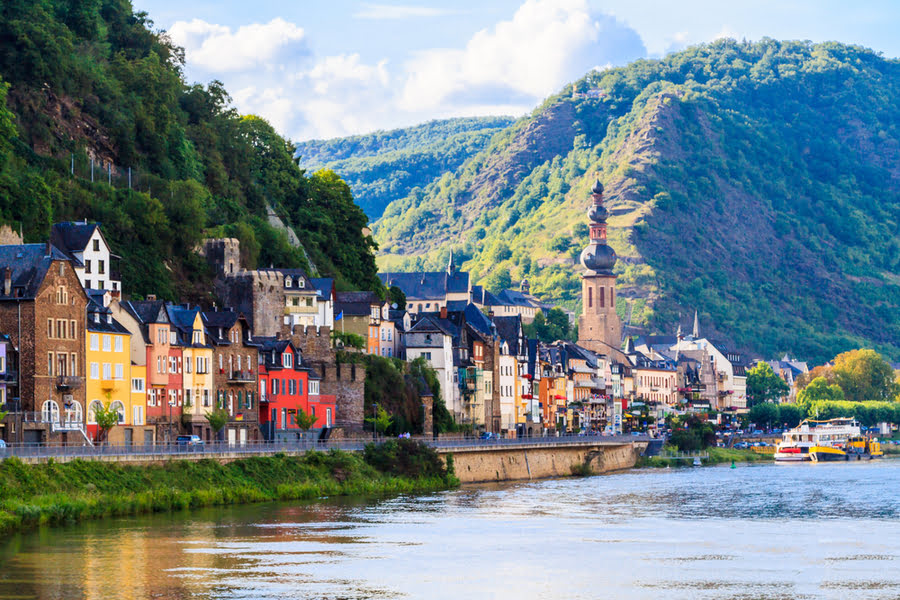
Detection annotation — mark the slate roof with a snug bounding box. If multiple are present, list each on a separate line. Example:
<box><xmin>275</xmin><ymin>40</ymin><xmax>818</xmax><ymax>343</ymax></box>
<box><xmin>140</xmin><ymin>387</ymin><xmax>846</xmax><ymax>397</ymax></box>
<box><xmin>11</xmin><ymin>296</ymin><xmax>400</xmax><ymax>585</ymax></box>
<box><xmin>86</xmin><ymin>299</ymin><xmax>130</xmax><ymax>334</ymax></box>
<box><xmin>50</xmin><ymin>221</ymin><xmax>100</xmax><ymax>262</ymax></box>
<box><xmin>310</xmin><ymin>277</ymin><xmax>334</xmax><ymax>299</ymax></box>
<box><xmin>493</xmin><ymin>315</ymin><xmax>523</xmax><ymax>355</ymax></box>
<box><xmin>0</xmin><ymin>244</ymin><xmax>71</xmax><ymax>300</ymax></box>
<box><xmin>470</xmin><ymin>285</ymin><xmax>505</xmax><ymax>306</ymax></box>
<box><xmin>335</xmin><ymin>291</ymin><xmax>379</xmax><ymax>316</ymax></box>
<box><xmin>166</xmin><ymin>305</ymin><xmax>209</xmax><ymax>347</ymax></box>
<box><xmin>379</xmin><ymin>270</ymin><xmax>469</xmax><ymax>300</ymax></box>
<box><xmin>463</xmin><ymin>303</ymin><xmax>494</xmax><ymax>337</ymax></box>
<box><xmin>256</xmin><ymin>336</ymin><xmax>296</xmax><ymax>370</ymax></box>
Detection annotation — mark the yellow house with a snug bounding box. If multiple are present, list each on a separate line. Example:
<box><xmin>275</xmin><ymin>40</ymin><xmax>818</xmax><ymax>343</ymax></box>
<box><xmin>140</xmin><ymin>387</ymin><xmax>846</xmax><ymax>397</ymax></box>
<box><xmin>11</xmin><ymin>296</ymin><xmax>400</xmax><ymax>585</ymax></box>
<box><xmin>85</xmin><ymin>302</ymin><xmax>153</xmax><ymax>445</ymax></box>
<box><xmin>168</xmin><ymin>306</ymin><xmax>215</xmax><ymax>440</ymax></box>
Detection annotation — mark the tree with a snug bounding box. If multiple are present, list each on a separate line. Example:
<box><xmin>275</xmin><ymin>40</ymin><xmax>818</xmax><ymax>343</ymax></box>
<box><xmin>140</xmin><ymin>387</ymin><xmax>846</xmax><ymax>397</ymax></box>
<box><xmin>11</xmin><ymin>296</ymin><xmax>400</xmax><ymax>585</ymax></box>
<box><xmin>292</xmin><ymin>406</ymin><xmax>317</xmax><ymax>430</ymax></box>
<box><xmin>331</xmin><ymin>330</ymin><xmax>366</xmax><ymax>349</ymax></box>
<box><xmin>365</xmin><ymin>405</ymin><xmax>393</xmax><ymax>435</ymax></box>
<box><xmin>749</xmin><ymin>402</ymin><xmax>780</xmax><ymax>429</ymax></box>
<box><xmin>524</xmin><ymin>308</ymin><xmax>574</xmax><ymax>343</ymax></box>
<box><xmin>93</xmin><ymin>401</ymin><xmax>120</xmax><ymax>445</ymax></box>
<box><xmin>388</xmin><ymin>285</ymin><xmax>406</xmax><ymax>310</ymax></box>
<box><xmin>777</xmin><ymin>403</ymin><xmax>805</xmax><ymax>427</ymax></box>
<box><xmin>797</xmin><ymin>376</ymin><xmax>845</xmax><ymax>405</ymax></box>
<box><xmin>205</xmin><ymin>408</ymin><xmax>230</xmax><ymax>440</ymax></box>
<box><xmin>832</xmin><ymin>349</ymin><xmax>900</xmax><ymax>403</ymax></box>
<box><xmin>745</xmin><ymin>362</ymin><xmax>789</xmax><ymax>407</ymax></box>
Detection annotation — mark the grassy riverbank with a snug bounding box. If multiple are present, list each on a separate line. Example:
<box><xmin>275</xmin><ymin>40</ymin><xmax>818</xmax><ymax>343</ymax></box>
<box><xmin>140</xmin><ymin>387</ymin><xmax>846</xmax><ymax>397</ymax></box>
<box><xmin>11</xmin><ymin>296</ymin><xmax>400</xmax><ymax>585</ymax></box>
<box><xmin>0</xmin><ymin>442</ymin><xmax>458</xmax><ymax>535</ymax></box>
<box><xmin>637</xmin><ymin>446</ymin><xmax>770</xmax><ymax>468</ymax></box>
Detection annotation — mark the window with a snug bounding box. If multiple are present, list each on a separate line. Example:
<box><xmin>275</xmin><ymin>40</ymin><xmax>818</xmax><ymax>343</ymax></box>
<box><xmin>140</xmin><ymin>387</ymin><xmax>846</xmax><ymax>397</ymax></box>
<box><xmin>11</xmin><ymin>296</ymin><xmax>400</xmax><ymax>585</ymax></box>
<box><xmin>115</xmin><ymin>364</ymin><xmax>123</xmax><ymax>380</ymax></box>
<box><xmin>309</xmin><ymin>380</ymin><xmax>320</xmax><ymax>395</ymax></box>
<box><xmin>85</xmin><ymin>280</ymin><xmax>92</xmax><ymax>289</ymax></box>
<box><xmin>158</xmin><ymin>328</ymin><xmax>167</xmax><ymax>344</ymax></box>
<box><xmin>132</xmin><ymin>378</ymin><xmax>144</xmax><ymax>393</ymax></box>
<box><xmin>56</xmin><ymin>286</ymin><xmax>68</xmax><ymax>305</ymax></box>
<box><xmin>90</xmin><ymin>334</ymin><xmax>99</xmax><ymax>351</ymax></box>
<box><xmin>298</xmin><ymin>279</ymin><xmax>305</xmax><ymax>288</ymax></box>
<box><xmin>103</xmin><ymin>363</ymin><xmax>111</xmax><ymax>380</ymax></box>
<box><xmin>70</xmin><ymin>353</ymin><xmax>77</xmax><ymax>377</ymax></box>
<box><xmin>85</xmin><ymin>260</ymin><xmax>92</xmax><ymax>274</ymax></box>
<box><xmin>203</xmin><ymin>389</ymin><xmax>210</xmax><ymax>407</ymax></box>
<box><xmin>91</xmin><ymin>363</ymin><xmax>99</xmax><ymax>379</ymax></box>
<box><xmin>102</xmin><ymin>335</ymin><xmax>111</xmax><ymax>352</ymax></box>
<box><xmin>42</xmin><ymin>400</ymin><xmax>60</xmax><ymax>423</ymax></box>
<box><xmin>169</xmin><ymin>357</ymin><xmax>177</xmax><ymax>373</ymax></box>
<box><xmin>110</xmin><ymin>401</ymin><xmax>125</xmax><ymax>424</ymax></box>
<box><xmin>93</xmin><ymin>239</ymin><xmax>100</xmax><ymax>251</ymax></box>
<box><xmin>48</xmin><ymin>319</ymin><xmax>53</xmax><ymax>338</ymax></box>
<box><xmin>169</xmin><ymin>331</ymin><xmax>176</xmax><ymax>345</ymax></box>
<box><xmin>48</xmin><ymin>353</ymin><xmax>54</xmax><ymax>376</ymax></box>
<box><xmin>70</xmin><ymin>320</ymin><xmax>77</xmax><ymax>340</ymax></box>
<box><xmin>185</xmin><ymin>356</ymin><xmax>192</xmax><ymax>374</ymax></box>
<box><xmin>56</xmin><ymin>319</ymin><xmax>65</xmax><ymax>339</ymax></box>
<box><xmin>283</xmin><ymin>352</ymin><xmax>293</xmax><ymax>368</ymax></box>
<box><xmin>133</xmin><ymin>406</ymin><xmax>144</xmax><ymax>426</ymax></box>
<box><xmin>193</xmin><ymin>331</ymin><xmax>202</xmax><ymax>344</ymax></box>
<box><xmin>114</xmin><ymin>337</ymin><xmax>122</xmax><ymax>352</ymax></box>
<box><xmin>98</xmin><ymin>259</ymin><xmax>105</xmax><ymax>275</ymax></box>
<box><xmin>298</xmin><ymin>379</ymin><xmax>304</xmax><ymax>396</ymax></box>
<box><xmin>423</xmin><ymin>352</ymin><xmax>432</xmax><ymax>361</ymax></box>
<box><xmin>285</xmin><ymin>276</ymin><xmax>292</xmax><ymax>288</ymax></box>
<box><xmin>185</xmin><ymin>389</ymin><xmax>192</xmax><ymax>407</ymax></box>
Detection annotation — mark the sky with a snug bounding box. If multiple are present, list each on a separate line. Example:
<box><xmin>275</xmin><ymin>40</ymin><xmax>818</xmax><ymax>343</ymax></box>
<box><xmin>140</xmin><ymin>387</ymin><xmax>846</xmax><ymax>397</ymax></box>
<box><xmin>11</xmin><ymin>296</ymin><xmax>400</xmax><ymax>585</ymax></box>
<box><xmin>133</xmin><ymin>0</ymin><xmax>900</xmax><ymax>142</ymax></box>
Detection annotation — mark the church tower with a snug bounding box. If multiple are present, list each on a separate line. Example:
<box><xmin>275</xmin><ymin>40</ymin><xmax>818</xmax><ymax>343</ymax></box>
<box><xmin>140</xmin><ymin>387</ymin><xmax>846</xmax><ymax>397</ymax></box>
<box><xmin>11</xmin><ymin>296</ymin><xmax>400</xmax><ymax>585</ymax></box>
<box><xmin>577</xmin><ymin>180</ymin><xmax>622</xmax><ymax>352</ymax></box>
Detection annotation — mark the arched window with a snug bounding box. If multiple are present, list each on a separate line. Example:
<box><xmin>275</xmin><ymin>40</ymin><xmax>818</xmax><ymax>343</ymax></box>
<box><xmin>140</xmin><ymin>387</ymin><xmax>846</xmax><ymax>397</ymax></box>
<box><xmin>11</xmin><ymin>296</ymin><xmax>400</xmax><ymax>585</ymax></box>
<box><xmin>87</xmin><ymin>400</ymin><xmax>103</xmax><ymax>424</ymax></box>
<box><xmin>41</xmin><ymin>400</ymin><xmax>60</xmax><ymax>423</ymax></box>
<box><xmin>64</xmin><ymin>400</ymin><xmax>83</xmax><ymax>425</ymax></box>
<box><xmin>110</xmin><ymin>401</ymin><xmax>126</xmax><ymax>424</ymax></box>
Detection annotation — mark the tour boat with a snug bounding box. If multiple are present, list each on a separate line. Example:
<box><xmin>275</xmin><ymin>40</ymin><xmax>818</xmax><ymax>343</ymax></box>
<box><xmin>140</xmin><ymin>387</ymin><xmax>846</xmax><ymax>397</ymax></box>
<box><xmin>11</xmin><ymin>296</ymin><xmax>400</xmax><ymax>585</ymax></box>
<box><xmin>774</xmin><ymin>418</ymin><xmax>883</xmax><ymax>462</ymax></box>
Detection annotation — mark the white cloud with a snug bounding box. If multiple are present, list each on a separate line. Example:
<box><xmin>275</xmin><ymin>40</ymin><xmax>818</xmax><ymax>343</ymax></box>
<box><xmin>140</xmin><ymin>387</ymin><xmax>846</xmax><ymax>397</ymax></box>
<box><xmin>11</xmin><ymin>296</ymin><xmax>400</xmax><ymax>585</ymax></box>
<box><xmin>354</xmin><ymin>4</ymin><xmax>457</xmax><ymax>19</ymax></box>
<box><xmin>711</xmin><ymin>25</ymin><xmax>741</xmax><ymax>42</ymax></box>
<box><xmin>169</xmin><ymin>17</ymin><xmax>308</xmax><ymax>73</ymax></box>
<box><xmin>169</xmin><ymin>2</ymin><xmax>646</xmax><ymax>141</ymax></box>
<box><xmin>399</xmin><ymin>0</ymin><xmax>645</xmax><ymax>112</ymax></box>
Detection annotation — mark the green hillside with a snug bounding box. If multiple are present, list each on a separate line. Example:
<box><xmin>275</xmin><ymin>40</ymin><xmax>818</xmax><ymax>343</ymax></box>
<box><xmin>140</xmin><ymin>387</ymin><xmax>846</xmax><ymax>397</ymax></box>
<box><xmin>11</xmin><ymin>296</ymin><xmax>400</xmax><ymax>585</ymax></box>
<box><xmin>295</xmin><ymin>116</ymin><xmax>513</xmax><ymax>220</ymax></box>
<box><xmin>0</xmin><ymin>0</ymin><xmax>380</xmax><ymax>300</ymax></box>
<box><xmin>373</xmin><ymin>40</ymin><xmax>900</xmax><ymax>364</ymax></box>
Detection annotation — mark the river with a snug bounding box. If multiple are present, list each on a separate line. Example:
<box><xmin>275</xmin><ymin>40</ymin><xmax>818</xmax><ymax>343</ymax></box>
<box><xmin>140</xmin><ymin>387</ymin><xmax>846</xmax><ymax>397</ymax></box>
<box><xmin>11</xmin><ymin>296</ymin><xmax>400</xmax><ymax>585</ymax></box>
<box><xmin>2</xmin><ymin>460</ymin><xmax>900</xmax><ymax>599</ymax></box>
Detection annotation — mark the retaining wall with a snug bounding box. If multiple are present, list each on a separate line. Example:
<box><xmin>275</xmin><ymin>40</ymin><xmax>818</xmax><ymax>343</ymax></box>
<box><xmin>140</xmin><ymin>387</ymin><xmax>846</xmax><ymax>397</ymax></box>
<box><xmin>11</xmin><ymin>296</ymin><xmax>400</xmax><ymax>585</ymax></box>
<box><xmin>442</xmin><ymin>442</ymin><xmax>643</xmax><ymax>484</ymax></box>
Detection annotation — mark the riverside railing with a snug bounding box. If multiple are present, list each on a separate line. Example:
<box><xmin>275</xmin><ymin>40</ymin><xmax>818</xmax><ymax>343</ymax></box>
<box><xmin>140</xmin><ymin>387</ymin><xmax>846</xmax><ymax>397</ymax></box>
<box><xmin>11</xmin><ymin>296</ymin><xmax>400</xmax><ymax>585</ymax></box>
<box><xmin>0</xmin><ymin>433</ymin><xmax>652</xmax><ymax>460</ymax></box>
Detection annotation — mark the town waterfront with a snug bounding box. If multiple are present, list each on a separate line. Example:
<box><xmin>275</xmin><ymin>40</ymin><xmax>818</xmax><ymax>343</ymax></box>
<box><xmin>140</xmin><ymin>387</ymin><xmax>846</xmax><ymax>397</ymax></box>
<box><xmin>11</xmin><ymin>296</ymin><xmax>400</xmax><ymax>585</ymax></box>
<box><xmin>3</xmin><ymin>461</ymin><xmax>900</xmax><ymax>599</ymax></box>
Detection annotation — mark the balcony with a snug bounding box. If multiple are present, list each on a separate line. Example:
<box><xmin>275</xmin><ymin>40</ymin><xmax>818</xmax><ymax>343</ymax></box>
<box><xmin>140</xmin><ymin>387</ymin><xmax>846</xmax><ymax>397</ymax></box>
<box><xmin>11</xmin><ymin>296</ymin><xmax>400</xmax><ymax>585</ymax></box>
<box><xmin>228</xmin><ymin>370</ymin><xmax>255</xmax><ymax>383</ymax></box>
<box><xmin>56</xmin><ymin>375</ymin><xmax>83</xmax><ymax>390</ymax></box>
<box><xmin>0</xmin><ymin>369</ymin><xmax>17</xmax><ymax>383</ymax></box>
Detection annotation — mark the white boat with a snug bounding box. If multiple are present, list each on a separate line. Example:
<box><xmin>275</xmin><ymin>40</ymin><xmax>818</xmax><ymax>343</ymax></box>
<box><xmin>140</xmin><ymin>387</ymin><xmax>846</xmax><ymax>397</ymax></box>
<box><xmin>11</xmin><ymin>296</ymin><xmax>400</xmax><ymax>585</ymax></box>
<box><xmin>774</xmin><ymin>418</ymin><xmax>864</xmax><ymax>462</ymax></box>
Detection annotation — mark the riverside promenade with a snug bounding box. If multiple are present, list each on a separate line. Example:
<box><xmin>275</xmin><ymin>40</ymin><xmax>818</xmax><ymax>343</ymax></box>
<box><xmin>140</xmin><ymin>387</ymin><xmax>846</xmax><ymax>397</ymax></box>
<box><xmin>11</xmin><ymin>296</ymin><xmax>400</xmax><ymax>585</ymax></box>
<box><xmin>0</xmin><ymin>434</ymin><xmax>653</xmax><ymax>482</ymax></box>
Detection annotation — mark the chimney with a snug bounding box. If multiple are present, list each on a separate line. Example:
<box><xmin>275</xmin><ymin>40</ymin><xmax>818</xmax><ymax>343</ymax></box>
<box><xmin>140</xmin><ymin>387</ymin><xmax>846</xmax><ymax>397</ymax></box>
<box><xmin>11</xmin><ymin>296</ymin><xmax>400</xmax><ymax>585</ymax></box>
<box><xmin>147</xmin><ymin>294</ymin><xmax>157</xmax><ymax>301</ymax></box>
<box><xmin>3</xmin><ymin>267</ymin><xmax>10</xmax><ymax>296</ymax></box>
<box><xmin>440</xmin><ymin>306</ymin><xmax>447</xmax><ymax>319</ymax></box>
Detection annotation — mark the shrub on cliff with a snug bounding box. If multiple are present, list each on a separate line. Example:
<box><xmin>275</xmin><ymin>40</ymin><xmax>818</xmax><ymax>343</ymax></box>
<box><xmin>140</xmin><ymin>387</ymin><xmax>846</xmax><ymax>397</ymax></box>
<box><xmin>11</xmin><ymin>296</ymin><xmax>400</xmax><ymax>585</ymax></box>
<box><xmin>363</xmin><ymin>439</ymin><xmax>447</xmax><ymax>480</ymax></box>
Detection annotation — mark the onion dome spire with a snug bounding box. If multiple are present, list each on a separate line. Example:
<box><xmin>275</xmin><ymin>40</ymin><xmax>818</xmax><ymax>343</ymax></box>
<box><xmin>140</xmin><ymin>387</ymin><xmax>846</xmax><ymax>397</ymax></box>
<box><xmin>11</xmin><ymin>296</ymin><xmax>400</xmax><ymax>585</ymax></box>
<box><xmin>580</xmin><ymin>179</ymin><xmax>617</xmax><ymax>274</ymax></box>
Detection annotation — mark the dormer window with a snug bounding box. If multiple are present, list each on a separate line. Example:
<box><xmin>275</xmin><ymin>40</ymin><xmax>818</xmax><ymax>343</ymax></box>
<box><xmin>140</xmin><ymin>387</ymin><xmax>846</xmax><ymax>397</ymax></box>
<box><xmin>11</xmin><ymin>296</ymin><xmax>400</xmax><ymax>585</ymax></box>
<box><xmin>106</xmin><ymin>314</ymin><xmax>112</xmax><ymax>324</ymax></box>
<box><xmin>93</xmin><ymin>313</ymin><xmax>100</xmax><ymax>323</ymax></box>
<box><xmin>285</xmin><ymin>276</ymin><xmax>292</xmax><ymax>288</ymax></box>
<box><xmin>298</xmin><ymin>279</ymin><xmax>304</xmax><ymax>288</ymax></box>
<box><xmin>283</xmin><ymin>352</ymin><xmax>293</xmax><ymax>368</ymax></box>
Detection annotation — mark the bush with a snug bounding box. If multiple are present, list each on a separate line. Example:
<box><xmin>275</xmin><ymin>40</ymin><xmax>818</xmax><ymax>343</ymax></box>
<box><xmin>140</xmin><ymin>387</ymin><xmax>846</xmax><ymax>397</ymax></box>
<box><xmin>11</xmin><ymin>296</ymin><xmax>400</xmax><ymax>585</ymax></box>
<box><xmin>363</xmin><ymin>439</ymin><xmax>447</xmax><ymax>480</ymax></box>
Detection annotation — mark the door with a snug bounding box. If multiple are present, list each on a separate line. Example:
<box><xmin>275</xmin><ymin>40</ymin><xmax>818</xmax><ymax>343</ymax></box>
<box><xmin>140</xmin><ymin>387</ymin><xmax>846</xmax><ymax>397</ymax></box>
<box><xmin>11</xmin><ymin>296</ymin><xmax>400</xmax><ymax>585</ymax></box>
<box><xmin>143</xmin><ymin>429</ymin><xmax>154</xmax><ymax>447</ymax></box>
<box><xmin>227</xmin><ymin>428</ymin><xmax>236</xmax><ymax>446</ymax></box>
<box><xmin>124</xmin><ymin>428</ymin><xmax>133</xmax><ymax>447</ymax></box>
<box><xmin>239</xmin><ymin>428</ymin><xmax>247</xmax><ymax>446</ymax></box>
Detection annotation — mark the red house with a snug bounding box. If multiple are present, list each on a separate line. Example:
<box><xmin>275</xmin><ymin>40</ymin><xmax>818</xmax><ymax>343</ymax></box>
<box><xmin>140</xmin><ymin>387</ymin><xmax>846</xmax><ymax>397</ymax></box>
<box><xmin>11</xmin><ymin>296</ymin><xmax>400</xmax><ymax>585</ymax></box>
<box><xmin>257</xmin><ymin>338</ymin><xmax>311</xmax><ymax>440</ymax></box>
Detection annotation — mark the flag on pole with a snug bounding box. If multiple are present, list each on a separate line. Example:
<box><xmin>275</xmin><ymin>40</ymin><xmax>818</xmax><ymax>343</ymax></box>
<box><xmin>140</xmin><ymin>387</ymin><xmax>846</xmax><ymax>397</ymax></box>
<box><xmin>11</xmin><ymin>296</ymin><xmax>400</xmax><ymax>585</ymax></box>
<box><xmin>335</xmin><ymin>311</ymin><xmax>343</xmax><ymax>321</ymax></box>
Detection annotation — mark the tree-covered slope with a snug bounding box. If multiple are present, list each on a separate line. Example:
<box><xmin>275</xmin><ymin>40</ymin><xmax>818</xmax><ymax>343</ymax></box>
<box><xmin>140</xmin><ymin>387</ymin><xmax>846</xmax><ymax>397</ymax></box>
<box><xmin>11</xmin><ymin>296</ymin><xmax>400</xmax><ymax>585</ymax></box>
<box><xmin>0</xmin><ymin>0</ymin><xmax>381</xmax><ymax>300</ymax></box>
<box><xmin>373</xmin><ymin>40</ymin><xmax>900</xmax><ymax>364</ymax></box>
<box><xmin>295</xmin><ymin>116</ymin><xmax>513</xmax><ymax>220</ymax></box>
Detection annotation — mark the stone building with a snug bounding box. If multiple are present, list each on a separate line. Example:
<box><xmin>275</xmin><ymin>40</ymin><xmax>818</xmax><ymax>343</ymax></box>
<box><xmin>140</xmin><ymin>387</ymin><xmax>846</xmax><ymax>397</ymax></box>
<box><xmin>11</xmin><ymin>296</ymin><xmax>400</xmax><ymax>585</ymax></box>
<box><xmin>0</xmin><ymin>244</ymin><xmax>90</xmax><ymax>444</ymax></box>
<box><xmin>577</xmin><ymin>180</ymin><xmax>622</xmax><ymax>354</ymax></box>
<box><xmin>203</xmin><ymin>310</ymin><xmax>260</xmax><ymax>444</ymax></box>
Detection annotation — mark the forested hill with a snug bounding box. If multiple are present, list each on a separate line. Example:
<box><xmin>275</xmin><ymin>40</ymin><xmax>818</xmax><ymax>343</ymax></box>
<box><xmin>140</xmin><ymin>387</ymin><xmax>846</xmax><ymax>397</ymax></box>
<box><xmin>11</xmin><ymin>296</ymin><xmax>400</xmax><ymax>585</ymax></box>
<box><xmin>0</xmin><ymin>0</ymin><xmax>381</xmax><ymax>300</ymax></box>
<box><xmin>372</xmin><ymin>40</ymin><xmax>900</xmax><ymax>364</ymax></box>
<box><xmin>295</xmin><ymin>116</ymin><xmax>513</xmax><ymax>220</ymax></box>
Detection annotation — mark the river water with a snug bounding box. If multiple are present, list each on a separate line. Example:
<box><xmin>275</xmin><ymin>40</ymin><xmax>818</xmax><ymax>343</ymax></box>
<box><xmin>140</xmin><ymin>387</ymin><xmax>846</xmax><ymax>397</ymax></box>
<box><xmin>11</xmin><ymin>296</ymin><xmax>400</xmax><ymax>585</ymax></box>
<box><xmin>3</xmin><ymin>461</ymin><xmax>900</xmax><ymax>600</ymax></box>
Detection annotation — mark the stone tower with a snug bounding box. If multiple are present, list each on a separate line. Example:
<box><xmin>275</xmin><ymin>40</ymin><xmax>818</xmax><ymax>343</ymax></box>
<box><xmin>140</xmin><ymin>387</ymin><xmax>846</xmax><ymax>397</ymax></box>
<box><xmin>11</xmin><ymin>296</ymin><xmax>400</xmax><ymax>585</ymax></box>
<box><xmin>577</xmin><ymin>180</ymin><xmax>622</xmax><ymax>352</ymax></box>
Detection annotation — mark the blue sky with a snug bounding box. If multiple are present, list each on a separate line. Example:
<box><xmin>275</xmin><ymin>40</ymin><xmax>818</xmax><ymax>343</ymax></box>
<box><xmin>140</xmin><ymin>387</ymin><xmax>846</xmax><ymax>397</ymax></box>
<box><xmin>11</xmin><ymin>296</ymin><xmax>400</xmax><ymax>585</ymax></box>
<box><xmin>133</xmin><ymin>0</ymin><xmax>900</xmax><ymax>141</ymax></box>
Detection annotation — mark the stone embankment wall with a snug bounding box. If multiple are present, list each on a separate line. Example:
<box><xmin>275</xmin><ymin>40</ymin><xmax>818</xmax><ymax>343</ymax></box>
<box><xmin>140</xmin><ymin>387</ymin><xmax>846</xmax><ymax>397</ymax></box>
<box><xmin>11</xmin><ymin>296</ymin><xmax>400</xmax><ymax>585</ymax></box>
<box><xmin>443</xmin><ymin>442</ymin><xmax>644</xmax><ymax>484</ymax></box>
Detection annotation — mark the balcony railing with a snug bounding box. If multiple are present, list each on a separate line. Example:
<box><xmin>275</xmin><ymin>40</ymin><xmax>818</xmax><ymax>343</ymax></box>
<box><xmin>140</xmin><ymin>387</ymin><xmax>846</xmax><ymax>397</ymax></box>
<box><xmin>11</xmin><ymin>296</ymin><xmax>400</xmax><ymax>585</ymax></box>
<box><xmin>228</xmin><ymin>370</ymin><xmax>255</xmax><ymax>383</ymax></box>
<box><xmin>56</xmin><ymin>375</ymin><xmax>83</xmax><ymax>390</ymax></box>
<box><xmin>0</xmin><ymin>370</ymin><xmax>17</xmax><ymax>383</ymax></box>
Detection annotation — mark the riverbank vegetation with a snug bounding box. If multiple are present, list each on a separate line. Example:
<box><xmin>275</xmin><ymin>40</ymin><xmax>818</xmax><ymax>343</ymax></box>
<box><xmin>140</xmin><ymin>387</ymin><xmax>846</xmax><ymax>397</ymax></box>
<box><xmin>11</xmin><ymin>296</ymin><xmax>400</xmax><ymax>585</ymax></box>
<box><xmin>0</xmin><ymin>442</ymin><xmax>458</xmax><ymax>535</ymax></box>
<box><xmin>637</xmin><ymin>446</ymin><xmax>767</xmax><ymax>468</ymax></box>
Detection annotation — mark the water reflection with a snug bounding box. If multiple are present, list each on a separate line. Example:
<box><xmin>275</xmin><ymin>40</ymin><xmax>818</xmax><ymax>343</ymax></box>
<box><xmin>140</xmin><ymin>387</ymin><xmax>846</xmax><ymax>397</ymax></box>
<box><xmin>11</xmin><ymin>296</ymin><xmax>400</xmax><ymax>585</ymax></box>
<box><xmin>3</xmin><ymin>462</ymin><xmax>900</xmax><ymax>599</ymax></box>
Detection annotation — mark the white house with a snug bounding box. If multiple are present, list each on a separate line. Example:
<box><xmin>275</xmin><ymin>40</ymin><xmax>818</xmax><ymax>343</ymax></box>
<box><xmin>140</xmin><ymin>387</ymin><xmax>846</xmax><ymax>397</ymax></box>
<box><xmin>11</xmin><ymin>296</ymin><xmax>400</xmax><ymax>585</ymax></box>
<box><xmin>51</xmin><ymin>221</ymin><xmax>121</xmax><ymax>294</ymax></box>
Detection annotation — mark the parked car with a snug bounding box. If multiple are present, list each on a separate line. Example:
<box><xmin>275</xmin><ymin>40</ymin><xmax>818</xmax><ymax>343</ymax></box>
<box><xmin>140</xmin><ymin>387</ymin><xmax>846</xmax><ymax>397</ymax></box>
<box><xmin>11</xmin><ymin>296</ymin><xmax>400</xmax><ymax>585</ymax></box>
<box><xmin>480</xmin><ymin>432</ymin><xmax>496</xmax><ymax>441</ymax></box>
<box><xmin>176</xmin><ymin>435</ymin><xmax>204</xmax><ymax>446</ymax></box>
<box><xmin>0</xmin><ymin>439</ymin><xmax>6</xmax><ymax>449</ymax></box>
